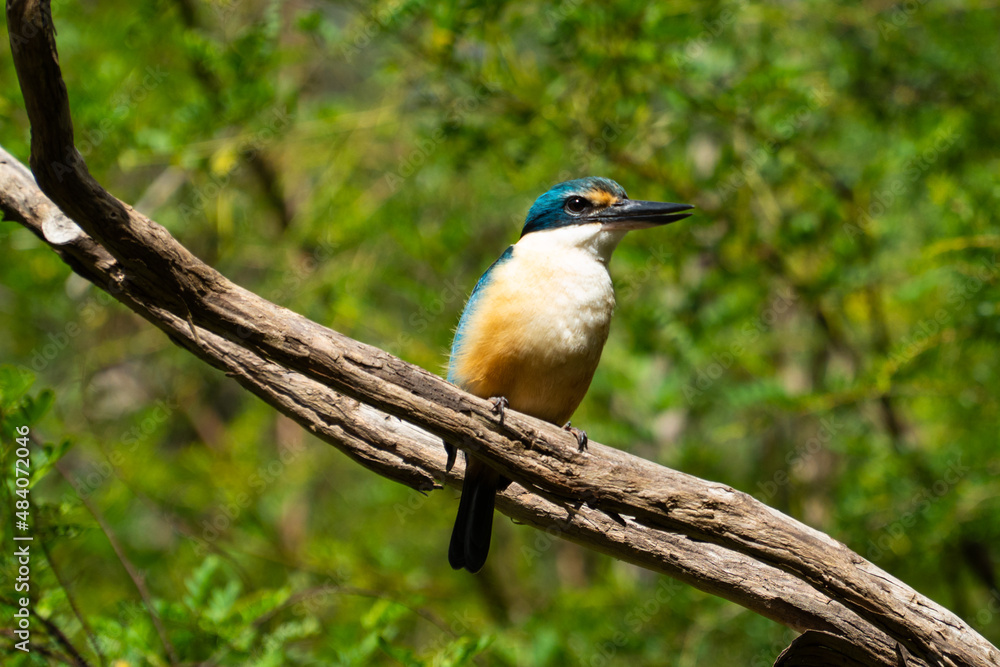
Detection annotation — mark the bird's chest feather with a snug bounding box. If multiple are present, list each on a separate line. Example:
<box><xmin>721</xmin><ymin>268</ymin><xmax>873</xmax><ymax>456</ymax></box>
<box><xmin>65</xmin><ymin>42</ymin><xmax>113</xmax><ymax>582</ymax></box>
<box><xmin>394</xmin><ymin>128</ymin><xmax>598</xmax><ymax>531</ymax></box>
<box><xmin>450</xmin><ymin>231</ymin><xmax>621</xmax><ymax>423</ymax></box>
<box><xmin>489</xmin><ymin>249</ymin><xmax>615</xmax><ymax>362</ymax></box>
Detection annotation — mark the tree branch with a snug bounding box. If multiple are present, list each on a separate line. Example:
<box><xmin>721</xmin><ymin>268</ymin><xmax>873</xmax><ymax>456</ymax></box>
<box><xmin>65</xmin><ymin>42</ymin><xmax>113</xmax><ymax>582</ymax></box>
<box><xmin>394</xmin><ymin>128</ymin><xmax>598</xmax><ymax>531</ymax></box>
<box><xmin>3</xmin><ymin>1</ymin><xmax>998</xmax><ymax>665</ymax></box>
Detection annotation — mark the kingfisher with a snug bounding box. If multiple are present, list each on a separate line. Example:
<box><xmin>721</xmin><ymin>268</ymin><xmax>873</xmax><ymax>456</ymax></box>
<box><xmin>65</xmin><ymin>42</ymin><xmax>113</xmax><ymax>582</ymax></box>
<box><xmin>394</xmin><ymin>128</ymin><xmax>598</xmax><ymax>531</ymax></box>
<box><xmin>445</xmin><ymin>176</ymin><xmax>693</xmax><ymax>573</ymax></box>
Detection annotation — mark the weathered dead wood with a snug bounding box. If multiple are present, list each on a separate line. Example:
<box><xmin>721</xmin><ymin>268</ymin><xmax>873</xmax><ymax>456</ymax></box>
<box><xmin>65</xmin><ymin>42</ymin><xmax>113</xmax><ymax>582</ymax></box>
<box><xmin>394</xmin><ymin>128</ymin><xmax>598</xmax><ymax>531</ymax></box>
<box><xmin>4</xmin><ymin>1</ymin><xmax>999</xmax><ymax>665</ymax></box>
<box><xmin>0</xmin><ymin>146</ymin><xmax>912</xmax><ymax>666</ymax></box>
<box><xmin>774</xmin><ymin>630</ymin><xmax>894</xmax><ymax>666</ymax></box>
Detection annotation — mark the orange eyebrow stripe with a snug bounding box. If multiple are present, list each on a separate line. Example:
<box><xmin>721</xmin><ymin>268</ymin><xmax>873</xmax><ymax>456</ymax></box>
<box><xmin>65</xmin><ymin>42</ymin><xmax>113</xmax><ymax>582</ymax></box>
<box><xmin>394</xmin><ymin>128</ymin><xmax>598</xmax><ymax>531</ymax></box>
<box><xmin>588</xmin><ymin>189</ymin><xmax>618</xmax><ymax>207</ymax></box>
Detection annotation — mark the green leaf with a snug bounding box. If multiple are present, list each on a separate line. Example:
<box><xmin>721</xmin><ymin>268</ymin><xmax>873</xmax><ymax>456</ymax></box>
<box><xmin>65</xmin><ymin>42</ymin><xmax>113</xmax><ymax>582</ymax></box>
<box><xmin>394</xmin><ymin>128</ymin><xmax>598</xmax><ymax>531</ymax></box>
<box><xmin>16</xmin><ymin>388</ymin><xmax>54</xmax><ymax>425</ymax></box>
<box><xmin>184</xmin><ymin>555</ymin><xmax>222</xmax><ymax>610</ymax></box>
<box><xmin>0</xmin><ymin>364</ymin><xmax>33</xmax><ymax>408</ymax></box>
<box><xmin>206</xmin><ymin>578</ymin><xmax>242</xmax><ymax>624</ymax></box>
<box><xmin>31</xmin><ymin>438</ymin><xmax>72</xmax><ymax>486</ymax></box>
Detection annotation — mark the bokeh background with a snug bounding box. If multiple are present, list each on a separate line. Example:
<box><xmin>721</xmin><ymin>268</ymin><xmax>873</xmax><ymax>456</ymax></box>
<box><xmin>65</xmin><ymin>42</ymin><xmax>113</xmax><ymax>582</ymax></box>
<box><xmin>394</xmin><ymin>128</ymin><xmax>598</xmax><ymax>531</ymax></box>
<box><xmin>2</xmin><ymin>0</ymin><xmax>999</xmax><ymax>664</ymax></box>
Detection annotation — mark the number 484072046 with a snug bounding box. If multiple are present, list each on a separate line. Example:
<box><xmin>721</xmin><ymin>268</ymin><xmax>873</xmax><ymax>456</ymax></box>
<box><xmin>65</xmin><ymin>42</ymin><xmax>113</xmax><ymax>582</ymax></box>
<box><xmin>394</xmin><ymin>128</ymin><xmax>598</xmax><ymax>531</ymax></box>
<box><xmin>14</xmin><ymin>425</ymin><xmax>31</xmax><ymax>524</ymax></box>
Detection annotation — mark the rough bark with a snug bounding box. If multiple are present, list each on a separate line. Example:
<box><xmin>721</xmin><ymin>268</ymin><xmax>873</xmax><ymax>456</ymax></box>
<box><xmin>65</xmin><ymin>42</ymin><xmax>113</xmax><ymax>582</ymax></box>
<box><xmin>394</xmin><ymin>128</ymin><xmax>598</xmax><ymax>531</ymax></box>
<box><xmin>3</xmin><ymin>1</ymin><xmax>998</xmax><ymax>665</ymax></box>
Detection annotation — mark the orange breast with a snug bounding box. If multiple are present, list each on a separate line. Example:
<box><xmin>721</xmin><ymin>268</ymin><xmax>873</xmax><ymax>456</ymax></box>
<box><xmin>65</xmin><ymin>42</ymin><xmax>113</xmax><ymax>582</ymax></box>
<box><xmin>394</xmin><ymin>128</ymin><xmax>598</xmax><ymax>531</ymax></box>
<box><xmin>459</xmin><ymin>345</ymin><xmax>600</xmax><ymax>426</ymax></box>
<box><xmin>450</xmin><ymin>244</ymin><xmax>613</xmax><ymax>425</ymax></box>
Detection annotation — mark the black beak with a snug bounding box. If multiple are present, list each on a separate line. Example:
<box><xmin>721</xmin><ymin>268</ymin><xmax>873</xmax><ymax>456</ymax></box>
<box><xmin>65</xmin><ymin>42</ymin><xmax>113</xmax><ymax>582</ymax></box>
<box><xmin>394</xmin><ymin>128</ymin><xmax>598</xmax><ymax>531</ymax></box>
<box><xmin>597</xmin><ymin>199</ymin><xmax>694</xmax><ymax>231</ymax></box>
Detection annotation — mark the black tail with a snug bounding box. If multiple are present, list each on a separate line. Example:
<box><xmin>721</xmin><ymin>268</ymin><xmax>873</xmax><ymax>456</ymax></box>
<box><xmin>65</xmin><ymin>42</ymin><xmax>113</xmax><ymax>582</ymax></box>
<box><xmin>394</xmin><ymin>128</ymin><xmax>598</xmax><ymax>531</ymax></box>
<box><xmin>448</xmin><ymin>457</ymin><xmax>499</xmax><ymax>573</ymax></box>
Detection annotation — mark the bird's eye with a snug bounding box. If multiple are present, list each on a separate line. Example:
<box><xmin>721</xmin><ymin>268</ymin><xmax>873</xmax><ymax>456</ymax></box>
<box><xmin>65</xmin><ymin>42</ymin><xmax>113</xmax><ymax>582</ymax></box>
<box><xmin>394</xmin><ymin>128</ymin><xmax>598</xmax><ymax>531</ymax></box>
<box><xmin>565</xmin><ymin>196</ymin><xmax>589</xmax><ymax>214</ymax></box>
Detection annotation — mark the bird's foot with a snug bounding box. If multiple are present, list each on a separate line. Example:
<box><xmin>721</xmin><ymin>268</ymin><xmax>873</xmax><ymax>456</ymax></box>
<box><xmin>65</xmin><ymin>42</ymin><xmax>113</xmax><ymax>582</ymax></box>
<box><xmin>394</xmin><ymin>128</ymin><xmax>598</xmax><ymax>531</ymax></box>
<box><xmin>563</xmin><ymin>422</ymin><xmax>588</xmax><ymax>451</ymax></box>
<box><xmin>489</xmin><ymin>396</ymin><xmax>509</xmax><ymax>425</ymax></box>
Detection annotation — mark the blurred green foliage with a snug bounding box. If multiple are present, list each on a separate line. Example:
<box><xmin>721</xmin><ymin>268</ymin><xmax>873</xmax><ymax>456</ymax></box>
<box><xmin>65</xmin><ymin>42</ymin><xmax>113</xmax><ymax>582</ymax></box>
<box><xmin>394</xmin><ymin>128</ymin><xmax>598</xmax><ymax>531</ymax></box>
<box><xmin>2</xmin><ymin>0</ymin><xmax>999</xmax><ymax>664</ymax></box>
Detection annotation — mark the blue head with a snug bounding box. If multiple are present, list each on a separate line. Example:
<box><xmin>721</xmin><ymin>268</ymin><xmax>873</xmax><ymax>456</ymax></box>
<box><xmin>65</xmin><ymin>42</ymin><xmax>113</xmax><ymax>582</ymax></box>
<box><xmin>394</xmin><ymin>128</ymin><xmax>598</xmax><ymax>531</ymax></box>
<box><xmin>521</xmin><ymin>177</ymin><xmax>692</xmax><ymax>238</ymax></box>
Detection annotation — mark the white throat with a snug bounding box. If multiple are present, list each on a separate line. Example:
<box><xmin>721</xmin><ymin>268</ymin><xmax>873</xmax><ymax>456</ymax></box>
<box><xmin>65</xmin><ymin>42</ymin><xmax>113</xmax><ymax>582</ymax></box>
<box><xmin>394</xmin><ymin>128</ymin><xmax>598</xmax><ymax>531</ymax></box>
<box><xmin>515</xmin><ymin>223</ymin><xmax>628</xmax><ymax>266</ymax></box>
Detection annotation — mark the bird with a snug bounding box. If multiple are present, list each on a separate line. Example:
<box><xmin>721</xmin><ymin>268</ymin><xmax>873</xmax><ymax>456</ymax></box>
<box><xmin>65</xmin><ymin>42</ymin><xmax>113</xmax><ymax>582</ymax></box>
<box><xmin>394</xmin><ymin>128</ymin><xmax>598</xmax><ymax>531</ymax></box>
<box><xmin>445</xmin><ymin>176</ymin><xmax>692</xmax><ymax>573</ymax></box>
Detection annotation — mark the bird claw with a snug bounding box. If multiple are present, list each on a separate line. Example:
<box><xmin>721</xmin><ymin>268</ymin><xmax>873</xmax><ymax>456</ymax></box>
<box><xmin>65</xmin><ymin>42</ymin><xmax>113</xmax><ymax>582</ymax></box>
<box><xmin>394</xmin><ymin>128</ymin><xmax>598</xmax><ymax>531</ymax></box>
<box><xmin>444</xmin><ymin>441</ymin><xmax>457</xmax><ymax>472</ymax></box>
<box><xmin>489</xmin><ymin>396</ymin><xmax>509</xmax><ymax>425</ymax></box>
<box><xmin>563</xmin><ymin>422</ymin><xmax>588</xmax><ymax>451</ymax></box>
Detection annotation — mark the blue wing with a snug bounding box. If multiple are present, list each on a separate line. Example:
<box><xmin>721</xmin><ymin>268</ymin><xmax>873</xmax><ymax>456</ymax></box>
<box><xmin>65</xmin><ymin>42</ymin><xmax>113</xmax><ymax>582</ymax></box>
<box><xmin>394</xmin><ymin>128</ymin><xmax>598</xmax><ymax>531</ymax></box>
<box><xmin>448</xmin><ymin>245</ymin><xmax>514</xmax><ymax>384</ymax></box>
